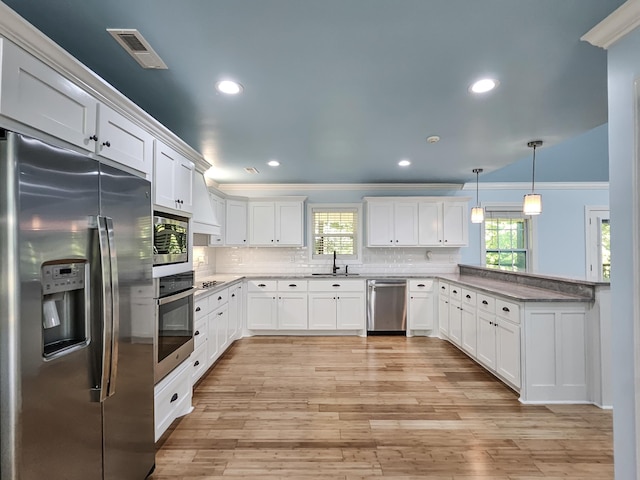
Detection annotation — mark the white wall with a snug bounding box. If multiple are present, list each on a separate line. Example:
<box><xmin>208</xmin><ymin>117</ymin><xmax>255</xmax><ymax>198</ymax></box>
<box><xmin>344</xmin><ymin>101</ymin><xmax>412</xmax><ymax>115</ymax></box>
<box><xmin>605</xmin><ymin>25</ymin><xmax>640</xmax><ymax>480</ymax></box>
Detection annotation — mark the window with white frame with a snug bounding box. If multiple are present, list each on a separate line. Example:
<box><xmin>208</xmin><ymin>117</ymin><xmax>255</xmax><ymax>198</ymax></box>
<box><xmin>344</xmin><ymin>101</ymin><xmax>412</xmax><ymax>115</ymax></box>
<box><xmin>309</xmin><ymin>205</ymin><xmax>360</xmax><ymax>260</ymax></box>
<box><xmin>483</xmin><ymin>206</ymin><xmax>533</xmax><ymax>272</ymax></box>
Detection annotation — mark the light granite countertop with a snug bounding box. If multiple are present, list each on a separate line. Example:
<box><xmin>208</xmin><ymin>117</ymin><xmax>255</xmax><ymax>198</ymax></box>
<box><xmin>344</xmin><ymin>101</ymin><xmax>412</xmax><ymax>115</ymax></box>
<box><xmin>194</xmin><ymin>271</ymin><xmax>595</xmax><ymax>303</ymax></box>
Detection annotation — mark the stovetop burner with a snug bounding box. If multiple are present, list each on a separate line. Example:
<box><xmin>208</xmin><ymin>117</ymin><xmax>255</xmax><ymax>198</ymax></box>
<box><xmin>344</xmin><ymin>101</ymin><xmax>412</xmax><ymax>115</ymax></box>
<box><xmin>201</xmin><ymin>280</ymin><xmax>219</xmax><ymax>288</ymax></box>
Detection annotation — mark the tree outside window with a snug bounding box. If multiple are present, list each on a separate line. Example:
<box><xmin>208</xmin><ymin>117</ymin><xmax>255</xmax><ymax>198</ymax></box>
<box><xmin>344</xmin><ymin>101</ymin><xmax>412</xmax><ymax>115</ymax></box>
<box><xmin>485</xmin><ymin>217</ymin><xmax>528</xmax><ymax>271</ymax></box>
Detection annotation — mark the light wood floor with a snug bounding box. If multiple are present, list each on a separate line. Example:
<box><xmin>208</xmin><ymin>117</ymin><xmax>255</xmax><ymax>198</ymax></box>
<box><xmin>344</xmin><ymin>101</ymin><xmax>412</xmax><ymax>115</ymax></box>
<box><xmin>150</xmin><ymin>336</ymin><xmax>613</xmax><ymax>479</ymax></box>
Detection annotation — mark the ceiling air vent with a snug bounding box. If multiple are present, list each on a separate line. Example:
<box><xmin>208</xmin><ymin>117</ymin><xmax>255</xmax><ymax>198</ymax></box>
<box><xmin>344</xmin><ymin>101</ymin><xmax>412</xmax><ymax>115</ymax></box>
<box><xmin>107</xmin><ymin>28</ymin><xmax>168</xmax><ymax>69</ymax></box>
<box><xmin>244</xmin><ymin>167</ymin><xmax>260</xmax><ymax>174</ymax></box>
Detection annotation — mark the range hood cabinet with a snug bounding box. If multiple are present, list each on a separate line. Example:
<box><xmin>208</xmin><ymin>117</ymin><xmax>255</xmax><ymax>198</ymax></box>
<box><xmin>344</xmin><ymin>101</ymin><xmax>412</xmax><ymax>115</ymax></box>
<box><xmin>191</xmin><ymin>173</ymin><xmax>221</xmax><ymax>235</ymax></box>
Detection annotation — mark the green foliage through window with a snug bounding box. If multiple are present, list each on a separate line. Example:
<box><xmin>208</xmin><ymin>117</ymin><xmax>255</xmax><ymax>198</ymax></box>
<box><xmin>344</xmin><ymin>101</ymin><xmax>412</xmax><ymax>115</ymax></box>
<box><xmin>485</xmin><ymin>217</ymin><xmax>528</xmax><ymax>271</ymax></box>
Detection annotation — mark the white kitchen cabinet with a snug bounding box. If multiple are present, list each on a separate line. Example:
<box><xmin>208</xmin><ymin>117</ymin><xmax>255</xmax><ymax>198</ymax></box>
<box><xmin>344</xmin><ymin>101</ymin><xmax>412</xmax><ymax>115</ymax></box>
<box><xmin>153</xmin><ymin>359</ymin><xmax>192</xmax><ymax>441</ymax></box>
<box><xmin>225</xmin><ymin>199</ymin><xmax>248</xmax><ymax>245</ymax></box>
<box><xmin>418</xmin><ymin>200</ymin><xmax>468</xmax><ymax>247</ymax></box>
<box><xmin>246</xmin><ymin>281</ymin><xmax>278</xmax><ymax>329</ymax></box>
<box><xmin>96</xmin><ymin>103</ymin><xmax>154</xmax><ymax>176</ymax></box>
<box><xmin>438</xmin><ymin>282</ymin><xmax>450</xmax><ymax>337</ymax></box>
<box><xmin>154</xmin><ymin>140</ymin><xmax>194</xmax><ymax>213</ymax></box>
<box><xmin>365</xmin><ymin>200</ymin><xmax>418</xmax><ymax>246</ymax></box>
<box><xmin>277</xmin><ymin>280</ymin><xmax>308</xmax><ymax>330</ymax></box>
<box><xmin>477</xmin><ymin>310</ymin><xmax>497</xmax><ymax>370</ymax></box>
<box><xmin>0</xmin><ymin>39</ymin><xmax>154</xmax><ymax>177</ymax></box>
<box><xmin>407</xmin><ymin>280</ymin><xmax>435</xmax><ymax>334</ymax></box>
<box><xmin>0</xmin><ymin>38</ymin><xmax>98</xmax><ymax>153</ymax></box>
<box><xmin>308</xmin><ymin>280</ymin><xmax>365</xmax><ymax>331</ymax></box>
<box><xmin>496</xmin><ymin>317</ymin><xmax>521</xmax><ymax>388</ymax></box>
<box><xmin>460</xmin><ymin>289</ymin><xmax>477</xmax><ymax>357</ymax></box>
<box><xmin>248</xmin><ymin>199</ymin><xmax>305</xmax><ymax>246</ymax></box>
<box><xmin>227</xmin><ymin>283</ymin><xmax>242</xmax><ymax>340</ymax></box>
<box><xmin>448</xmin><ymin>286</ymin><xmax>462</xmax><ymax>346</ymax></box>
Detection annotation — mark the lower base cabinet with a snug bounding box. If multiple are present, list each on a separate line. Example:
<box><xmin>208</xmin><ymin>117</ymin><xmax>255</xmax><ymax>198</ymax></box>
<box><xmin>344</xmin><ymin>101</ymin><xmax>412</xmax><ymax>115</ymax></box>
<box><xmin>154</xmin><ymin>359</ymin><xmax>192</xmax><ymax>441</ymax></box>
<box><xmin>407</xmin><ymin>280</ymin><xmax>435</xmax><ymax>334</ymax></box>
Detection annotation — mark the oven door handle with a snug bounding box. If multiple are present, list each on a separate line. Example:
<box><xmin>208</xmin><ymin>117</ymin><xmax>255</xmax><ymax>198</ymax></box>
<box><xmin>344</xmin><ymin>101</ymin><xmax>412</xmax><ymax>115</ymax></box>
<box><xmin>157</xmin><ymin>288</ymin><xmax>197</xmax><ymax>306</ymax></box>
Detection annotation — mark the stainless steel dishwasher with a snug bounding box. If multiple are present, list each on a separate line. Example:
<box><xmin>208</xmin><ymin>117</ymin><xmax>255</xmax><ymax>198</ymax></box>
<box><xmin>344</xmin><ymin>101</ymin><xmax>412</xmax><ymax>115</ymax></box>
<box><xmin>366</xmin><ymin>279</ymin><xmax>407</xmax><ymax>334</ymax></box>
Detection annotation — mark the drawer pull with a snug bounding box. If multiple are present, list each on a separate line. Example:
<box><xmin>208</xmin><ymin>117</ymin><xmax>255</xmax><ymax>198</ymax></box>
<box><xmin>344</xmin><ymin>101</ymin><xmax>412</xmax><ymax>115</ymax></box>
<box><xmin>194</xmin><ymin>360</ymin><xmax>200</xmax><ymax>367</ymax></box>
<box><xmin>194</xmin><ymin>330</ymin><xmax>200</xmax><ymax>336</ymax></box>
<box><xmin>466</xmin><ymin>294</ymin><xmax>471</xmax><ymax>299</ymax></box>
<box><xmin>452</xmin><ymin>289</ymin><xmax>458</xmax><ymax>294</ymax></box>
<box><xmin>441</xmin><ymin>286</ymin><xmax>446</xmax><ymax>289</ymax></box>
<box><xmin>170</xmin><ymin>393</ymin><xmax>178</xmax><ymax>403</ymax></box>
<box><xmin>218</xmin><ymin>296</ymin><xmax>222</xmax><ymax>301</ymax></box>
<box><xmin>332</xmin><ymin>284</ymin><xmax>340</xmax><ymax>287</ymax></box>
<box><xmin>502</xmin><ymin>306</ymin><xmax>510</xmax><ymax>312</ymax></box>
<box><xmin>289</xmin><ymin>284</ymin><xmax>297</xmax><ymax>287</ymax></box>
<box><xmin>482</xmin><ymin>300</ymin><xmax>488</xmax><ymax>305</ymax></box>
<box><xmin>258</xmin><ymin>284</ymin><xmax>266</xmax><ymax>287</ymax></box>
<box><xmin>417</xmin><ymin>284</ymin><xmax>425</xmax><ymax>287</ymax></box>
<box><xmin>218</xmin><ymin>311</ymin><xmax>223</xmax><ymax>316</ymax></box>
<box><xmin>196</xmin><ymin>307</ymin><xmax>201</xmax><ymax>312</ymax></box>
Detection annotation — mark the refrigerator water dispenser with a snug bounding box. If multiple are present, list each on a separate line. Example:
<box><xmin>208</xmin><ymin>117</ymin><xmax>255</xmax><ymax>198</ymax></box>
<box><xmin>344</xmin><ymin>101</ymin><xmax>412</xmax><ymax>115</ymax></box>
<box><xmin>41</xmin><ymin>261</ymin><xmax>89</xmax><ymax>359</ymax></box>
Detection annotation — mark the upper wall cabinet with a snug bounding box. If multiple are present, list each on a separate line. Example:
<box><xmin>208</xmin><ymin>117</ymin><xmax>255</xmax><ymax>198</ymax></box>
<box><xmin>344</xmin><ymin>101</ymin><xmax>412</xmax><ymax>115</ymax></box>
<box><xmin>364</xmin><ymin>197</ymin><xmax>469</xmax><ymax>247</ymax></box>
<box><xmin>225</xmin><ymin>199</ymin><xmax>248</xmax><ymax>246</ymax></box>
<box><xmin>418</xmin><ymin>200</ymin><xmax>468</xmax><ymax>246</ymax></box>
<box><xmin>248</xmin><ymin>198</ymin><xmax>305</xmax><ymax>246</ymax></box>
<box><xmin>154</xmin><ymin>140</ymin><xmax>194</xmax><ymax>214</ymax></box>
<box><xmin>95</xmin><ymin>103</ymin><xmax>153</xmax><ymax>176</ymax></box>
<box><xmin>366</xmin><ymin>200</ymin><xmax>418</xmax><ymax>247</ymax></box>
<box><xmin>0</xmin><ymin>39</ymin><xmax>153</xmax><ymax>177</ymax></box>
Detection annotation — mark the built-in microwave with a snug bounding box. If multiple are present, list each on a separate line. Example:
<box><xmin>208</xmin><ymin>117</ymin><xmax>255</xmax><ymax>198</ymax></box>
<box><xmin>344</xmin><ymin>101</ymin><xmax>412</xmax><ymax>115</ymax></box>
<box><xmin>153</xmin><ymin>212</ymin><xmax>189</xmax><ymax>266</ymax></box>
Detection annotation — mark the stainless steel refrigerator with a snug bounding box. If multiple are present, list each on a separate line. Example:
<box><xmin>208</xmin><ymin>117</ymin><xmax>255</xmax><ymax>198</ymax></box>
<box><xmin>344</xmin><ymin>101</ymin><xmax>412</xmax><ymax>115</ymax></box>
<box><xmin>0</xmin><ymin>130</ymin><xmax>156</xmax><ymax>479</ymax></box>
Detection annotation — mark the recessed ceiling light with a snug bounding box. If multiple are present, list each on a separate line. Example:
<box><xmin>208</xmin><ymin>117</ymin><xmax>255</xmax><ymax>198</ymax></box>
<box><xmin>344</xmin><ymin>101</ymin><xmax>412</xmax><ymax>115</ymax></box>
<box><xmin>470</xmin><ymin>78</ymin><xmax>498</xmax><ymax>94</ymax></box>
<box><xmin>398</xmin><ymin>159</ymin><xmax>411</xmax><ymax>167</ymax></box>
<box><xmin>267</xmin><ymin>160</ymin><xmax>280</xmax><ymax>167</ymax></box>
<box><xmin>216</xmin><ymin>80</ymin><xmax>243</xmax><ymax>95</ymax></box>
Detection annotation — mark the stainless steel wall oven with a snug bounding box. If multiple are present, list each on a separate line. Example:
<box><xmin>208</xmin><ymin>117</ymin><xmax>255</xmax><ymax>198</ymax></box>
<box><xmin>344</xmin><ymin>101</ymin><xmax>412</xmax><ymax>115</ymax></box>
<box><xmin>154</xmin><ymin>271</ymin><xmax>195</xmax><ymax>383</ymax></box>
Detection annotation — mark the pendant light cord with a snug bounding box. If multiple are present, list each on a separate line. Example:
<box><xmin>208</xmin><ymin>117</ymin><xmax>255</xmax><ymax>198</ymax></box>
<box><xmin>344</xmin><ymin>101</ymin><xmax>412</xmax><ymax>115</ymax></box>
<box><xmin>476</xmin><ymin>170</ymin><xmax>480</xmax><ymax>205</ymax></box>
<box><xmin>531</xmin><ymin>144</ymin><xmax>537</xmax><ymax>193</ymax></box>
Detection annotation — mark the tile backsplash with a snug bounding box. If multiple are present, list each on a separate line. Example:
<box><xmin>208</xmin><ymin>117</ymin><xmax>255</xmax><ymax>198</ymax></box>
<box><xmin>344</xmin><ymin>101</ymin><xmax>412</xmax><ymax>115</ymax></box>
<box><xmin>209</xmin><ymin>246</ymin><xmax>459</xmax><ymax>276</ymax></box>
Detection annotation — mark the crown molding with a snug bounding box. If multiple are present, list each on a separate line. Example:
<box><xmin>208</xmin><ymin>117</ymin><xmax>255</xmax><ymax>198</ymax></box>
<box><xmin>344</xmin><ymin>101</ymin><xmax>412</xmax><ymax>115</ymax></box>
<box><xmin>0</xmin><ymin>2</ymin><xmax>211</xmax><ymax>173</ymax></box>
<box><xmin>462</xmin><ymin>181</ymin><xmax>610</xmax><ymax>191</ymax></box>
<box><xmin>218</xmin><ymin>183</ymin><xmax>463</xmax><ymax>193</ymax></box>
<box><xmin>581</xmin><ymin>0</ymin><xmax>640</xmax><ymax>49</ymax></box>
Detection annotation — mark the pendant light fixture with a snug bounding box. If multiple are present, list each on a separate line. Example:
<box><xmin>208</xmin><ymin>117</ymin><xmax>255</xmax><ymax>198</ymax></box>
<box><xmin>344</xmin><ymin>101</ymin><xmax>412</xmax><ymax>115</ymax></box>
<box><xmin>523</xmin><ymin>140</ymin><xmax>543</xmax><ymax>215</ymax></box>
<box><xmin>471</xmin><ymin>168</ymin><xmax>484</xmax><ymax>223</ymax></box>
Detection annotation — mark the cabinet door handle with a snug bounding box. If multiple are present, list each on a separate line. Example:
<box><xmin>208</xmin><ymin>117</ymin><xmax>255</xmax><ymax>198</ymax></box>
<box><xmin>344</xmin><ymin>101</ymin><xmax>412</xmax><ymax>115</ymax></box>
<box><xmin>466</xmin><ymin>294</ymin><xmax>471</xmax><ymax>299</ymax></box>
<box><xmin>502</xmin><ymin>307</ymin><xmax>510</xmax><ymax>312</ymax></box>
<box><xmin>231</xmin><ymin>294</ymin><xmax>235</xmax><ymax>298</ymax></box>
<box><xmin>218</xmin><ymin>296</ymin><xmax>222</xmax><ymax>301</ymax></box>
<box><xmin>417</xmin><ymin>284</ymin><xmax>425</xmax><ymax>287</ymax></box>
<box><xmin>332</xmin><ymin>284</ymin><xmax>340</xmax><ymax>287</ymax></box>
<box><xmin>194</xmin><ymin>360</ymin><xmax>200</xmax><ymax>367</ymax></box>
<box><xmin>289</xmin><ymin>284</ymin><xmax>297</xmax><ymax>287</ymax></box>
<box><xmin>102</xmin><ymin>141</ymin><xmax>111</xmax><ymax>147</ymax></box>
<box><xmin>170</xmin><ymin>393</ymin><xmax>178</xmax><ymax>403</ymax></box>
<box><xmin>258</xmin><ymin>284</ymin><xmax>266</xmax><ymax>287</ymax></box>
<box><xmin>194</xmin><ymin>330</ymin><xmax>200</xmax><ymax>336</ymax></box>
<box><xmin>218</xmin><ymin>311</ymin><xmax>223</xmax><ymax>316</ymax></box>
<box><xmin>441</xmin><ymin>286</ymin><xmax>446</xmax><ymax>290</ymax></box>
<box><xmin>89</xmin><ymin>134</ymin><xmax>98</xmax><ymax>141</ymax></box>
<box><xmin>482</xmin><ymin>300</ymin><xmax>488</xmax><ymax>305</ymax></box>
<box><xmin>196</xmin><ymin>307</ymin><xmax>201</xmax><ymax>312</ymax></box>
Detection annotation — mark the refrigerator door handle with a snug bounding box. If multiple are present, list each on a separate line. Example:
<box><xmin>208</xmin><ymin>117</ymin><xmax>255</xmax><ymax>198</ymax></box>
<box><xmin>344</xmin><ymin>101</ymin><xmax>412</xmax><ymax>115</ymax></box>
<box><xmin>97</xmin><ymin>215</ymin><xmax>114</xmax><ymax>403</ymax></box>
<box><xmin>105</xmin><ymin>217</ymin><xmax>119</xmax><ymax>397</ymax></box>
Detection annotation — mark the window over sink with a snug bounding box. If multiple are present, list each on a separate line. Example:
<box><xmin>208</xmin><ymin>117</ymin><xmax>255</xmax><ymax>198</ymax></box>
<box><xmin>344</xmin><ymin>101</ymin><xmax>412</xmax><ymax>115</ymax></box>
<box><xmin>308</xmin><ymin>204</ymin><xmax>362</xmax><ymax>263</ymax></box>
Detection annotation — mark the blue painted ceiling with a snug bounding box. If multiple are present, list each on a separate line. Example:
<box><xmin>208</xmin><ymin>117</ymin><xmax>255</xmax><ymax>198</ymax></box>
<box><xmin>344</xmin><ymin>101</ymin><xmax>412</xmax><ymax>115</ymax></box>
<box><xmin>3</xmin><ymin>0</ymin><xmax>622</xmax><ymax>184</ymax></box>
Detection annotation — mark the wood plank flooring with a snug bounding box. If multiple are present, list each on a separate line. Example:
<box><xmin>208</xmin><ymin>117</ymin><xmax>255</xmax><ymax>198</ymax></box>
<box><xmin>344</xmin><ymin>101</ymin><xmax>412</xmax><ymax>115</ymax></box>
<box><xmin>150</xmin><ymin>336</ymin><xmax>613</xmax><ymax>479</ymax></box>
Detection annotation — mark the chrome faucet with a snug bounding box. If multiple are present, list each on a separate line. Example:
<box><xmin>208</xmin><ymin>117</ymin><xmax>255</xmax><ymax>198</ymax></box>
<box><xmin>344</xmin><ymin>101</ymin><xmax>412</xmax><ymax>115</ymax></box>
<box><xmin>332</xmin><ymin>251</ymin><xmax>340</xmax><ymax>274</ymax></box>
